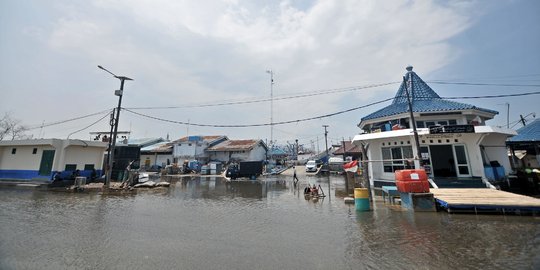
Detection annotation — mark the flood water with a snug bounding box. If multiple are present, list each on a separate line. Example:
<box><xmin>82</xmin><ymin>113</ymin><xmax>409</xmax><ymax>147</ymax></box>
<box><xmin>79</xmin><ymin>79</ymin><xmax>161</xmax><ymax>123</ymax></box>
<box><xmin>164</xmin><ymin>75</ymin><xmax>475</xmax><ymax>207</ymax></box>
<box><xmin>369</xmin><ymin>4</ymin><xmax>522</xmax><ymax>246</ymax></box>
<box><xmin>1</xmin><ymin>174</ymin><xmax>539</xmax><ymax>270</ymax></box>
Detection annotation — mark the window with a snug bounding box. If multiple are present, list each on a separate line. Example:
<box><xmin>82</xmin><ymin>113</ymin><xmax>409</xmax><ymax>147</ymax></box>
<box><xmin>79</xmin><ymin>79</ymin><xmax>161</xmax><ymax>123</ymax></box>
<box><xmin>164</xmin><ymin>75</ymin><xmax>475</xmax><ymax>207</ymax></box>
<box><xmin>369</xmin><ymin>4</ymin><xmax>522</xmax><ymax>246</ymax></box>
<box><xmin>84</xmin><ymin>164</ymin><xmax>95</xmax><ymax>170</ymax></box>
<box><xmin>32</xmin><ymin>148</ymin><xmax>37</xmax><ymax>154</ymax></box>
<box><xmin>454</xmin><ymin>145</ymin><xmax>470</xmax><ymax>175</ymax></box>
<box><xmin>65</xmin><ymin>164</ymin><xmax>77</xmax><ymax>171</ymax></box>
<box><xmin>11</xmin><ymin>148</ymin><xmax>16</xmax><ymax>154</ymax></box>
<box><xmin>382</xmin><ymin>146</ymin><xmax>413</xmax><ymax>173</ymax></box>
<box><xmin>417</xmin><ymin>119</ymin><xmax>457</xmax><ymax>127</ymax></box>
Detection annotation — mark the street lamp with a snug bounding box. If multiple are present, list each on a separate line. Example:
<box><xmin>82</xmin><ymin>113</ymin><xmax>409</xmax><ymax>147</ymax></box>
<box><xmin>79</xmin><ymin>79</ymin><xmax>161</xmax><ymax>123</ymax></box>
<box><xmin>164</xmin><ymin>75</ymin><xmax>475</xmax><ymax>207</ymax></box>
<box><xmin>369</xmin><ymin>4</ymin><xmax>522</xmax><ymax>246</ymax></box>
<box><xmin>266</xmin><ymin>70</ymin><xmax>274</xmax><ymax>144</ymax></box>
<box><xmin>266</xmin><ymin>69</ymin><xmax>274</xmax><ymax>163</ymax></box>
<box><xmin>98</xmin><ymin>65</ymin><xmax>133</xmax><ymax>188</ymax></box>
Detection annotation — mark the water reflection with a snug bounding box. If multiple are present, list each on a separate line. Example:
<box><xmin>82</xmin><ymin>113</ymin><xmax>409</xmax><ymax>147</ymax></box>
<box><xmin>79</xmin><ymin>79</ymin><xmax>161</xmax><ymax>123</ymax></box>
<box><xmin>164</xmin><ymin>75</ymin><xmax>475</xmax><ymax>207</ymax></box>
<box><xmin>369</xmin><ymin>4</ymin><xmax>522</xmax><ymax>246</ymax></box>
<box><xmin>0</xmin><ymin>174</ymin><xmax>539</xmax><ymax>270</ymax></box>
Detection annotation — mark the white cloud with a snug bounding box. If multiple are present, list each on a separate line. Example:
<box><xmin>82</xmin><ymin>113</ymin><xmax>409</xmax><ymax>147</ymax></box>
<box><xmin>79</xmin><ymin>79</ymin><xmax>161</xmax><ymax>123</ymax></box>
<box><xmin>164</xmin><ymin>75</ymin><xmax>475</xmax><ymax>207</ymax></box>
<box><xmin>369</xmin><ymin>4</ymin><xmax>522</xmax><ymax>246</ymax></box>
<box><xmin>3</xmin><ymin>0</ymin><xmax>476</xmax><ymax>141</ymax></box>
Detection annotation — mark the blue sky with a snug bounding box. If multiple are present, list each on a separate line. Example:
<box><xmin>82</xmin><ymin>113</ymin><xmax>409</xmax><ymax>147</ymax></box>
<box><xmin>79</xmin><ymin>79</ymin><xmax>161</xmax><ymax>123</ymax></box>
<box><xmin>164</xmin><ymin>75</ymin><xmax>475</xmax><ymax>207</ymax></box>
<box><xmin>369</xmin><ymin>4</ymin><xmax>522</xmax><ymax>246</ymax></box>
<box><xmin>0</xmin><ymin>0</ymin><xmax>538</xmax><ymax>149</ymax></box>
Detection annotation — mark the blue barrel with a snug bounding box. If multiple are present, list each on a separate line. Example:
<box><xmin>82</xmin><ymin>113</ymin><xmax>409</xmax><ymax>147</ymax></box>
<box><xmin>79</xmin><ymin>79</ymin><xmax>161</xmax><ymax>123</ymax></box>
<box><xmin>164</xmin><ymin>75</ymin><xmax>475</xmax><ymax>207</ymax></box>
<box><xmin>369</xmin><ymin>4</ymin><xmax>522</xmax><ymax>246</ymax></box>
<box><xmin>354</xmin><ymin>188</ymin><xmax>370</xmax><ymax>211</ymax></box>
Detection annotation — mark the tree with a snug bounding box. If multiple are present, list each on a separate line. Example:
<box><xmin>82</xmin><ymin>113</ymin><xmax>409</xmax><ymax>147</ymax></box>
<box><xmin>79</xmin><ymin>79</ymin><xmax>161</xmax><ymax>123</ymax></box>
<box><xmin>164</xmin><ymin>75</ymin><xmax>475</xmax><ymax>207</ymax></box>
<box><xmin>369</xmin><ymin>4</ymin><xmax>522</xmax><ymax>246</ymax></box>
<box><xmin>0</xmin><ymin>112</ymin><xmax>28</xmax><ymax>141</ymax></box>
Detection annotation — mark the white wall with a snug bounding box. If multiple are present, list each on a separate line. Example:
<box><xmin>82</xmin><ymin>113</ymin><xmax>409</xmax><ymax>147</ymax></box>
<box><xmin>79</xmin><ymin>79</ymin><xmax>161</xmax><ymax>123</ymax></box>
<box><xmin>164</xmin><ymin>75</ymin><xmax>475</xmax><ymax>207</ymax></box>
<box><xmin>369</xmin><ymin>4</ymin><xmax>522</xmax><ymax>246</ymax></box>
<box><xmin>0</xmin><ymin>145</ymin><xmax>55</xmax><ymax>170</ymax></box>
<box><xmin>62</xmin><ymin>146</ymin><xmax>105</xmax><ymax>170</ymax></box>
<box><xmin>480</xmin><ymin>133</ymin><xmax>513</xmax><ymax>174</ymax></box>
<box><xmin>173</xmin><ymin>142</ymin><xmax>209</xmax><ymax>159</ymax></box>
<box><xmin>363</xmin><ymin>132</ymin><xmax>493</xmax><ymax>181</ymax></box>
<box><xmin>209</xmin><ymin>145</ymin><xmax>267</xmax><ymax>163</ymax></box>
<box><xmin>141</xmin><ymin>154</ymin><xmax>173</xmax><ymax>167</ymax></box>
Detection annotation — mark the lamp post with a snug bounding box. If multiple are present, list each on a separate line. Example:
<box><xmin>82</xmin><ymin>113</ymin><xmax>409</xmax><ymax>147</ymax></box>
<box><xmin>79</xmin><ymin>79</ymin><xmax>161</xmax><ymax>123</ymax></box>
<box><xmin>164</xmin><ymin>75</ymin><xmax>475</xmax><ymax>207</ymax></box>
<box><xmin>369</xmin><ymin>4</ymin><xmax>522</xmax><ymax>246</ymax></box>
<box><xmin>98</xmin><ymin>65</ymin><xmax>133</xmax><ymax>188</ymax></box>
<box><xmin>266</xmin><ymin>70</ymin><xmax>274</xmax><ymax>165</ymax></box>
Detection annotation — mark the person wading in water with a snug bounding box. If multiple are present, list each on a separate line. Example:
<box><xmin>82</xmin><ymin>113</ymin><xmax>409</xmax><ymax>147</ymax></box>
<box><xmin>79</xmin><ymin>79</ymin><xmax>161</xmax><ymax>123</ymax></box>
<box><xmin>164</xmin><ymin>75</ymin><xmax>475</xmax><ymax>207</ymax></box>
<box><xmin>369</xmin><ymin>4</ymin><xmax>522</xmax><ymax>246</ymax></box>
<box><xmin>293</xmin><ymin>166</ymin><xmax>299</xmax><ymax>187</ymax></box>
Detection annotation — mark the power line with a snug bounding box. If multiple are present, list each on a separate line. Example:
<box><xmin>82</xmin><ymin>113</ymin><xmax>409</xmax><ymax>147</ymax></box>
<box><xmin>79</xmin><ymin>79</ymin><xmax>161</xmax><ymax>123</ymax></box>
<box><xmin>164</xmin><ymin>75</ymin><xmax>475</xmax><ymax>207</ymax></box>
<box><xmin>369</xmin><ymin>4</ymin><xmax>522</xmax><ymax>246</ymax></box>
<box><xmin>428</xmin><ymin>81</ymin><xmax>540</xmax><ymax>87</ymax></box>
<box><xmin>123</xmin><ymin>97</ymin><xmax>395</xmax><ymax>128</ymax></box>
<box><xmin>122</xmin><ymin>90</ymin><xmax>540</xmax><ymax>129</ymax></box>
<box><xmin>125</xmin><ymin>81</ymin><xmax>400</xmax><ymax>110</ymax></box>
<box><xmin>440</xmin><ymin>91</ymin><xmax>540</xmax><ymax>99</ymax></box>
<box><xmin>66</xmin><ymin>110</ymin><xmax>112</xmax><ymax>139</ymax></box>
<box><xmin>27</xmin><ymin>109</ymin><xmax>113</xmax><ymax>130</ymax></box>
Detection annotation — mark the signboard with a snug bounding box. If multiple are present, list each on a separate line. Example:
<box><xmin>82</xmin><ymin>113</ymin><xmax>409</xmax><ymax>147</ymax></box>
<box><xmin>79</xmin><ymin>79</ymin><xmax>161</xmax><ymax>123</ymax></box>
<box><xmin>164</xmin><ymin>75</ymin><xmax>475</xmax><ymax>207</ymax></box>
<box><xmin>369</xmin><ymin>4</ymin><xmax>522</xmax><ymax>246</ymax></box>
<box><xmin>429</xmin><ymin>124</ymin><xmax>475</xmax><ymax>134</ymax></box>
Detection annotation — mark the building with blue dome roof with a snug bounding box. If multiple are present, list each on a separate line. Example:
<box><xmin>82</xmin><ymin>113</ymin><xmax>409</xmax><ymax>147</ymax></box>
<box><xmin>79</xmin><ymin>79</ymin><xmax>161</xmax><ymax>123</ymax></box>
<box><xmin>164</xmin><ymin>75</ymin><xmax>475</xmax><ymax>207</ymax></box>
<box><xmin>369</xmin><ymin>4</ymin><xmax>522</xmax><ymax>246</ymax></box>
<box><xmin>353</xmin><ymin>66</ymin><xmax>516</xmax><ymax>188</ymax></box>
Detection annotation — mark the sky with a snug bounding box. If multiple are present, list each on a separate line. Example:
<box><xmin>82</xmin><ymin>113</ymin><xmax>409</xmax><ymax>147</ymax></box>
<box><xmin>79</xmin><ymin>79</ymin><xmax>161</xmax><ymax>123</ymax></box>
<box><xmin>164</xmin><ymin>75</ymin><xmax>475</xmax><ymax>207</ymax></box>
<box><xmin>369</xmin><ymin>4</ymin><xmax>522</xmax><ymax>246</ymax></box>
<box><xmin>1</xmin><ymin>0</ymin><xmax>539</xmax><ymax>150</ymax></box>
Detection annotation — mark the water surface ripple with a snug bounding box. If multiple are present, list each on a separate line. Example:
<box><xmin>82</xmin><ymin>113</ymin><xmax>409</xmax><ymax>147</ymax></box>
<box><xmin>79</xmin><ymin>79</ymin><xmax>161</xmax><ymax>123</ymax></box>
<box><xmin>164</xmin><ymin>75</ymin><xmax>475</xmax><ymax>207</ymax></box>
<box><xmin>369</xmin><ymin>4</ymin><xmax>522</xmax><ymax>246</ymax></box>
<box><xmin>1</xmin><ymin>175</ymin><xmax>539</xmax><ymax>269</ymax></box>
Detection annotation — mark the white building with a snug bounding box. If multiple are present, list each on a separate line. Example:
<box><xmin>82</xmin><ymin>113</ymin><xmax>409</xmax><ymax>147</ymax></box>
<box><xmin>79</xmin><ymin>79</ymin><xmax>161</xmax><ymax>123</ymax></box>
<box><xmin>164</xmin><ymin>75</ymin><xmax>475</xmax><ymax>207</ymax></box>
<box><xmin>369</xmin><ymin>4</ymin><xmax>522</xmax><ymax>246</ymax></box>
<box><xmin>0</xmin><ymin>139</ymin><xmax>107</xmax><ymax>181</ymax></box>
<box><xmin>172</xmin><ymin>135</ymin><xmax>228</xmax><ymax>163</ymax></box>
<box><xmin>352</xmin><ymin>66</ymin><xmax>516</xmax><ymax>189</ymax></box>
<box><xmin>207</xmin><ymin>139</ymin><xmax>268</xmax><ymax>163</ymax></box>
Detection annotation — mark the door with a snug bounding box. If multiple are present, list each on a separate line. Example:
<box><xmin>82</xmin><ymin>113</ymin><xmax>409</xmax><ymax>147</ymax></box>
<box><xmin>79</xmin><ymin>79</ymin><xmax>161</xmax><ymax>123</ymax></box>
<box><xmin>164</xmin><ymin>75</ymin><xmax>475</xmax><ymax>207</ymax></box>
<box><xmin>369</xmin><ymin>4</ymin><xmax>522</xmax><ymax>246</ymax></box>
<box><xmin>429</xmin><ymin>145</ymin><xmax>457</xmax><ymax>177</ymax></box>
<box><xmin>453</xmin><ymin>145</ymin><xmax>471</xmax><ymax>177</ymax></box>
<box><xmin>39</xmin><ymin>150</ymin><xmax>55</xmax><ymax>176</ymax></box>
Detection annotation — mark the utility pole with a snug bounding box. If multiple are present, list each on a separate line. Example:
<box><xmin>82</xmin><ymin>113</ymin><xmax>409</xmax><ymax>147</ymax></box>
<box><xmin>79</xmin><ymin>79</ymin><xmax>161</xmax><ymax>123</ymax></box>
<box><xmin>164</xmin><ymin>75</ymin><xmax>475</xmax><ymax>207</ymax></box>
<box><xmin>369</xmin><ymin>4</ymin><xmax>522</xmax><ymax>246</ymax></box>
<box><xmin>295</xmin><ymin>139</ymin><xmax>299</xmax><ymax>161</ymax></box>
<box><xmin>98</xmin><ymin>65</ymin><xmax>133</xmax><ymax>188</ymax></box>
<box><xmin>341</xmin><ymin>138</ymin><xmax>346</xmax><ymax>161</ymax></box>
<box><xmin>404</xmin><ymin>66</ymin><xmax>421</xmax><ymax>169</ymax></box>
<box><xmin>323</xmin><ymin>125</ymin><xmax>329</xmax><ymax>163</ymax></box>
<box><xmin>506</xmin><ymin>102</ymin><xmax>510</xmax><ymax>129</ymax></box>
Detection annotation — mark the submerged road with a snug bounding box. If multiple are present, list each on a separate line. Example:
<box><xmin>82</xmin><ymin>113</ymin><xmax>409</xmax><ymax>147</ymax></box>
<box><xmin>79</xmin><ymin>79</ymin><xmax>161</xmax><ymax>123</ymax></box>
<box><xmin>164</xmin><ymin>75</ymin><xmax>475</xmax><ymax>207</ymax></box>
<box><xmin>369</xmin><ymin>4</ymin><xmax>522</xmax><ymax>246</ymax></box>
<box><xmin>1</xmin><ymin>174</ymin><xmax>539</xmax><ymax>270</ymax></box>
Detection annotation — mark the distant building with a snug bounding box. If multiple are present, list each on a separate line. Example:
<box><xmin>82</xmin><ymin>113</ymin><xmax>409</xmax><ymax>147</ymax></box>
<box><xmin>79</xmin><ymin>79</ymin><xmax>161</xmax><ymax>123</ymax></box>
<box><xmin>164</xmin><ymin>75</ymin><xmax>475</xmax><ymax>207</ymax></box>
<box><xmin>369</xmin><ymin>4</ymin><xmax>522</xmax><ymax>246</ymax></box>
<box><xmin>140</xmin><ymin>141</ymin><xmax>174</xmax><ymax>169</ymax></box>
<box><xmin>352</xmin><ymin>66</ymin><xmax>516</xmax><ymax>188</ymax></box>
<box><xmin>0</xmin><ymin>139</ymin><xmax>107</xmax><ymax>181</ymax></box>
<box><xmin>172</xmin><ymin>135</ymin><xmax>228</xmax><ymax>163</ymax></box>
<box><xmin>333</xmin><ymin>141</ymin><xmax>363</xmax><ymax>161</ymax></box>
<box><xmin>507</xmin><ymin>118</ymin><xmax>540</xmax><ymax>169</ymax></box>
<box><xmin>207</xmin><ymin>139</ymin><xmax>268</xmax><ymax>163</ymax></box>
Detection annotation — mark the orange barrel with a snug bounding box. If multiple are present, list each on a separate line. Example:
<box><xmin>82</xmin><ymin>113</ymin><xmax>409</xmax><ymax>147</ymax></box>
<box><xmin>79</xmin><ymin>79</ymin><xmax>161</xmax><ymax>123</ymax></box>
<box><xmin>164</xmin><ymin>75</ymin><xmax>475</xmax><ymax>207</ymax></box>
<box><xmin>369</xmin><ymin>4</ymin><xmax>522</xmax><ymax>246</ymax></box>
<box><xmin>354</xmin><ymin>188</ymin><xmax>370</xmax><ymax>211</ymax></box>
<box><xmin>395</xmin><ymin>169</ymin><xmax>428</xmax><ymax>182</ymax></box>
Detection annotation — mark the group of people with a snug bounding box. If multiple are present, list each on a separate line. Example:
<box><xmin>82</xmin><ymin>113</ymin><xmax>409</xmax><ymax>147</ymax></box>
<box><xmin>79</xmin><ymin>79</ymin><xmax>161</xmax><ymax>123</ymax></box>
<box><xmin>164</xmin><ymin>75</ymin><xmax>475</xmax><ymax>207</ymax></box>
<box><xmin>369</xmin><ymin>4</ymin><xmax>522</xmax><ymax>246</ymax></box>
<box><xmin>292</xmin><ymin>165</ymin><xmax>321</xmax><ymax>196</ymax></box>
<box><xmin>303</xmin><ymin>184</ymin><xmax>319</xmax><ymax>196</ymax></box>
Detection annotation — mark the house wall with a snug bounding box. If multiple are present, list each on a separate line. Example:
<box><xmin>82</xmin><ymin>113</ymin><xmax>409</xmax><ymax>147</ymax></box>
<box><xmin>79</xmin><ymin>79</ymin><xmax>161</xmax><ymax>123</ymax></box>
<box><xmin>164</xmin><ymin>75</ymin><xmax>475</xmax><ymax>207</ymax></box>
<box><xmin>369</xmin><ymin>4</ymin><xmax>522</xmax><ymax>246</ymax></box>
<box><xmin>209</xmin><ymin>145</ymin><xmax>267</xmax><ymax>163</ymax></box>
<box><xmin>141</xmin><ymin>153</ymin><xmax>173</xmax><ymax>167</ymax></box>
<box><xmin>63</xmin><ymin>146</ymin><xmax>105</xmax><ymax>171</ymax></box>
<box><xmin>173</xmin><ymin>142</ymin><xmax>209</xmax><ymax>160</ymax></box>
<box><xmin>0</xmin><ymin>140</ymin><xmax>106</xmax><ymax>180</ymax></box>
<box><xmin>363</xmin><ymin>132</ymin><xmax>494</xmax><ymax>184</ymax></box>
<box><xmin>248</xmin><ymin>145</ymin><xmax>267</xmax><ymax>161</ymax></box>
<box><xmin>0</xmin><ymin>145</ymin><xmax>54</xmax><ymax>170</ymax></box>
<box><xmin>480</xmin><ymin>133</ymin><xmax>513</xmax><ymax>174</ymax></box>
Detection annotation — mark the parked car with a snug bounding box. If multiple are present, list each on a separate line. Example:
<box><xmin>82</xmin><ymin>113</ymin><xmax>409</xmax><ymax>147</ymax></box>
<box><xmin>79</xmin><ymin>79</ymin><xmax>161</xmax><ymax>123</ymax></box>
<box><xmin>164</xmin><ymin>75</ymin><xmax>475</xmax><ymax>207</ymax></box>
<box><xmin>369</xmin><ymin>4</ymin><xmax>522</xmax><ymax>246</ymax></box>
<box><xmin>305</xmin><ymin>160</ymin><xmax>318</xmax><ymax>172</ymax></box>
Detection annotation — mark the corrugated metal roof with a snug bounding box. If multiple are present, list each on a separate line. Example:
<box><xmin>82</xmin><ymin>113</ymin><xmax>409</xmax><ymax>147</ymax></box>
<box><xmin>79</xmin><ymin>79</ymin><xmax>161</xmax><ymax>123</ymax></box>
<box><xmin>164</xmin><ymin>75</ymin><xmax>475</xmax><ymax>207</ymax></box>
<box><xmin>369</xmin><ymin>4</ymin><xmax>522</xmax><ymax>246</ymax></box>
<box><xmin>361</xmin><ymin>67</ymin><xmax>498</xmax><ymax>122</ymax></box>
<box><xmin>140</xmin><ymin>141</ymin><xmax>173</xmax><ymax>153</ymax></box>
<box><xmin>207</xmin><ymin>139</ymin><xmax>267</xmax><ymax>152</ymax></box>
<box><xmin>507</xmin><ymin>119</ymin><xmax>540</xmax><ymax>143</ymax></box>
<box><xmin>125</xmin><ymin>137</ymin><xmax>165</xmax><ymax>147</ymax></box>
<box><xmin>333</xmin><ymin>141</ymin><xmax>362</xmax><ymax>155</ymax></box>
